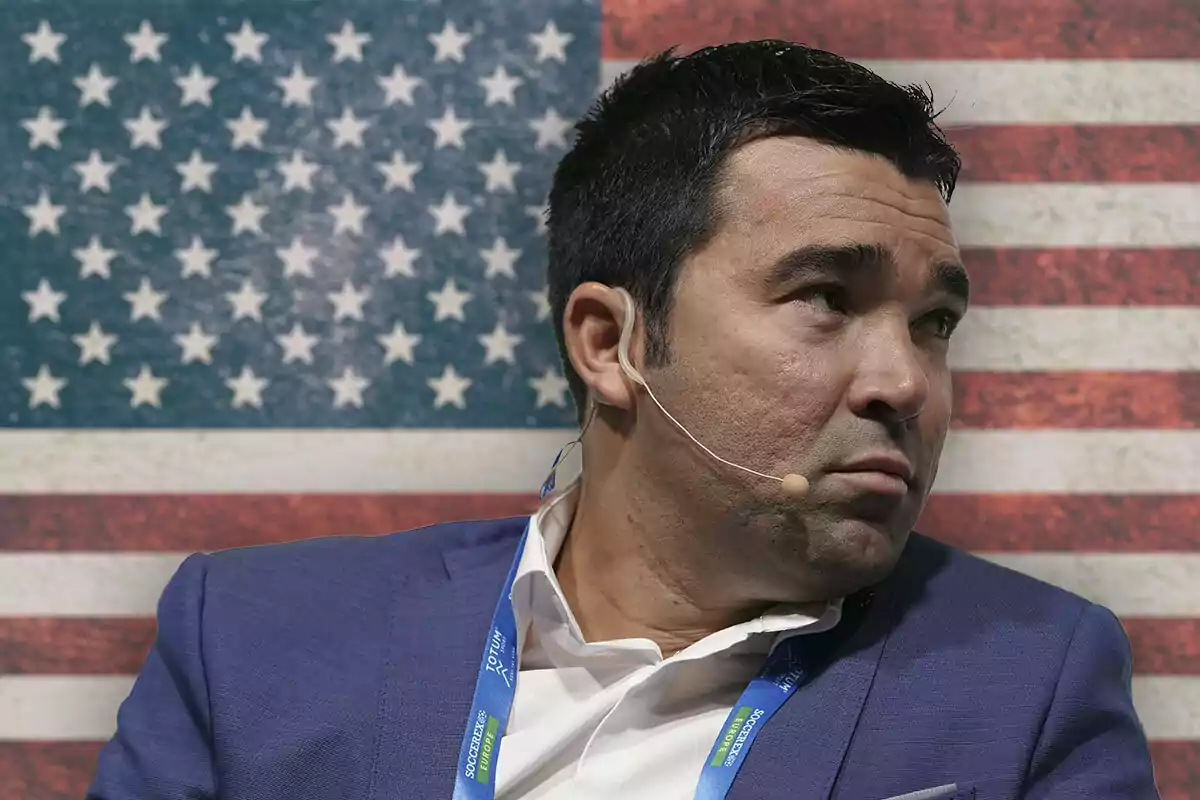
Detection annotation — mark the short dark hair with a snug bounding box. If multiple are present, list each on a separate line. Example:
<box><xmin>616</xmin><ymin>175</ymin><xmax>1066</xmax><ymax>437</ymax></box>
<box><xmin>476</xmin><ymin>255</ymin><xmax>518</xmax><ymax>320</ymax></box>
<box><xmin>545</xmin><ymin>40</ymin><xmax>963</xmax><ymax>424</ymax></box>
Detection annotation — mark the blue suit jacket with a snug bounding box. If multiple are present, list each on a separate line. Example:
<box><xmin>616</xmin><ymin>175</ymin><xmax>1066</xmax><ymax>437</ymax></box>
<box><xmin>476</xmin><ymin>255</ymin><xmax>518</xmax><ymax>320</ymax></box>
<box><xmin>88</xmin><ymin>518</ymin><xmax>1159</xmax><ymax>799</ymax></box>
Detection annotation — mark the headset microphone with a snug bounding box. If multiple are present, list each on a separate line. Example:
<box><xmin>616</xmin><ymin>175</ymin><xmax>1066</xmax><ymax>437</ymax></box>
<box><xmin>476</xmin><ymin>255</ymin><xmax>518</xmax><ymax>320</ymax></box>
<box><xmin>613</xmin><ymin>288</ymin><xmax>810</xmax><ymax>498</ymax></box>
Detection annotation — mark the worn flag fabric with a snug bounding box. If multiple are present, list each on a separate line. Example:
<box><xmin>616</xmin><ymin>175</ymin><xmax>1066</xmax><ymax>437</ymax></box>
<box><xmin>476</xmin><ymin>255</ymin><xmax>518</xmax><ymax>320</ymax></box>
<box><xmin>1</xmin><ymin>0</ymin><xmax>1197</xmax><ymax>797</ymax></box>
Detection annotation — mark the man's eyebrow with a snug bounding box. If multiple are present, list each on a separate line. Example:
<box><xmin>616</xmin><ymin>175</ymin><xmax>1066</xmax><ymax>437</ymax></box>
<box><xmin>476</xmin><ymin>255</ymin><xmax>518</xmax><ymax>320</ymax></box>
<box><xmin>764</xmin><ymin>243</ymin><xmax>970</xmax><ymax>305</ymax></box>
<box><xmin>763</xmin><ymin>243</ymin><xmax>892</xmax><ymax>288</ymax></box>
<box><xmin>931</xmin><ymin>260</ymin><xmax>971</xmax><ymax>306</ymax></box>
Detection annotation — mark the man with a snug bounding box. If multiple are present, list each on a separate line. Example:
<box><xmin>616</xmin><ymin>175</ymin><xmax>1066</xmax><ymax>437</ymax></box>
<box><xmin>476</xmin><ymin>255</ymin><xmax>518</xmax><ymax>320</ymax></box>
<box><xmin>89</xmin><ymin>41</ymin><xmax>1159</xmax><ymax>799</ymax></box>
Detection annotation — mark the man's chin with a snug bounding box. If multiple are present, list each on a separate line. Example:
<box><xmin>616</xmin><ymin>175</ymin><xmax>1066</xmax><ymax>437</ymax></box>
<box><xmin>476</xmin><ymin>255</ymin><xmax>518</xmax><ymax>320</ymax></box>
<box><xmin>807</xmin><ymin>517</ymin><xmax>910</xmax><ymax>595</ymax></box>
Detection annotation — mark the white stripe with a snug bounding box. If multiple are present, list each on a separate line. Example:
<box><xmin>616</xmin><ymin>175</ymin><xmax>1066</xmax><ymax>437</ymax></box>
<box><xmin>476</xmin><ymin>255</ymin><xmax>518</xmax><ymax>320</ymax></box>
<box><xmin>0</xmin><ymin>676</ymin><xmax>136</xmax><ymax>740</ymax></box>
<box><xmin>979</xmin><ymin>554</ymin><xmax>1200</xmax><ymax>617</ymax></box>
<box><xmin>600</xmin><ymin>60</ymin><xmax>1200</xmax><ymax>124</ymax></box>
<box><xmin>933</xmin><ymin>431</ymin><xmax>1200</xmax><ymax>494</ymax></box>
<box><xmin>3</xmin><ymin>551</ymin><xmax>1198</xmax><ymax>617</ymax></box>
<box><xmin>0</xmin><ymin>554</ymin><xmax>187</xmax><ymax>617</ymax></box>
<box><xmin>951</xmin><ymin>308</ymin><xmax>1200</xmax><ymax>371</ymax></box>
<box><xmin>1</xmin><ymin>674</ymin><xmax>1192</xmax><ymax>740</ymax></box>
<box><xmin>950</xmin><ymin>184</ymin><xmax>1200</xmax><ymax>247</ymax></box>
<box><xmin>1</xmin><ymin>429</ymin><xmax>1197</xmax><ymax>494</ymax></box>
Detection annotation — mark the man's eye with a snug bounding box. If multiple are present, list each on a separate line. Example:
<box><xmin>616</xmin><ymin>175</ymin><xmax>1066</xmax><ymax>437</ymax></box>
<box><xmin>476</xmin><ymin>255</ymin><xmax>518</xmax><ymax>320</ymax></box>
<box><xmin>916</xmin><ymin>310</ymin><xmax>961</xmax><ymax>340</ymax></box>
<box><xmin>795</xmin><ymin>285</ymin><xmax>848</xmax><ymax>315</ymax></box>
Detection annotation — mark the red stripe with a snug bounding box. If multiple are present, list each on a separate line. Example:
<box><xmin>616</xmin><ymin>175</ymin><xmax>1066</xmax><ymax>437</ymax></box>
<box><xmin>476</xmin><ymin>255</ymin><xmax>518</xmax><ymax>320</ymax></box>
<box><xmin>1151</xmin><ymin>741</ymin><xmax>1200</xmax><ymax>800</ymax></box>
<box><xmin>0</xmin><ymin>737</ymin><xmax>1196</xmax><ymax>799</ymax></box>
<box><xmin>1124</xmin><ymin>619</ymin><xmax>1200</xmax><ymax>676</ymax></box>
<box><xmin>952</xmin><ymin>372</ymin><xmax>1200</xmax><ymax>429</ymax></box>
<box><xmin>601</xmin><ymin>0</ymin><xmax>1200</xmax><ymax>59</ymax></box>
<box><xmin>920</xmin><ymin>495</ymin><xmax>1200</xmax><ymax>552</ymax></box>
<box><xmin>0</xmin><ymin>619</ymin><xmax>155</xmax><ymax>675</ymax></box>
<box><xmin>3</xmin><ymin>493</ymin><xmax>1198</xmax><ymax>552</ymax></box>
<box><xmin>5</xmin><ymin>615</ymin><xmax>1195</xmax><ymax>676</ymax></box>
<box><xmin>964</xmin><ymin>249</ymin><xmax>1200</xmax><ymax>306</ymax></box>
<box><xmin>950</xmin><ymin>126</ymin><xmax>1200</xmax><ymax>183</ymax></box>
<box><xmin>0</xmin><ymin>493</ymin><xmax>540</xmax><ymax>551</ymax></box>
<box><xmin>0</xmin><ymin>742</ymin><xmax>102</xmax><ymax>800</ymax></box>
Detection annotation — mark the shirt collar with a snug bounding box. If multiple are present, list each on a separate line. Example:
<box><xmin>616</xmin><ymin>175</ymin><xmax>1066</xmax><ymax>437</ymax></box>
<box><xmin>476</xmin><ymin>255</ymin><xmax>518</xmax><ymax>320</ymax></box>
<box><xmin>511</xmin><ymin>479</ymin><xmax>843</xmax><ymax>661</ymax></box>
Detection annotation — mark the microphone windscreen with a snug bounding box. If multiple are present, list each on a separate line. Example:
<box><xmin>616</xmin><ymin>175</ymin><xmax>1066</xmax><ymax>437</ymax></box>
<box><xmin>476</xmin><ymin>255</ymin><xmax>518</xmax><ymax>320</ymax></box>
<box><xmin>781</xmin><ymin>473</ymin><xmax>810</xmax><ymax>496</ymax></box>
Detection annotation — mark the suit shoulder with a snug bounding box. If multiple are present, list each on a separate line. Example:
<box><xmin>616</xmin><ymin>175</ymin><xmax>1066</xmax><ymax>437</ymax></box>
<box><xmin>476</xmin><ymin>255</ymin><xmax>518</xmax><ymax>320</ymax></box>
<box><xmin>200</xmin><ymin>515</ymin><xmax>527</xmax><ymax>600</ymax></box>
<box><xmin>899</xmin><ymin>532</ymin><xmax>1094</xmax><ymax>624</ymax></box>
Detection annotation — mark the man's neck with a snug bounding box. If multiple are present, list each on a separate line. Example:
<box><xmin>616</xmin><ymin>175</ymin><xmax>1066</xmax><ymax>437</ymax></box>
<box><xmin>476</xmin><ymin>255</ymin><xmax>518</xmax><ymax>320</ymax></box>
<box><xmin>551</xmin><ymin>480</ymin><xmax>775</xmax><ymax>657</ymax></box>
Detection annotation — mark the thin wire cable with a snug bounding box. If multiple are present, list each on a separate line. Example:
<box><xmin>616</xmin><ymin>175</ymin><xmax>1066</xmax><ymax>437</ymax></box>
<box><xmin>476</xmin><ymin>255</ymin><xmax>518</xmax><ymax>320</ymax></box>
<box><xmin>615</xmin><ymin>289</ymin><xmax>784</xmax><ymax>485</ymax></box>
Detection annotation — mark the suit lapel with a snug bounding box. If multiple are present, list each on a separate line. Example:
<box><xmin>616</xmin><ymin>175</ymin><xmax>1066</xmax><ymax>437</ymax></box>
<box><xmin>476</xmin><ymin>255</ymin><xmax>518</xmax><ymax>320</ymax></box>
<box><xmin>727</xmin><ymin>588</ymin><xmax>897</xmax><ymax>800</ymax></box>
<box><xmin>366</xmin><ymin>521</ymin><xmax>526</xmax><ymax>799</ymax></box>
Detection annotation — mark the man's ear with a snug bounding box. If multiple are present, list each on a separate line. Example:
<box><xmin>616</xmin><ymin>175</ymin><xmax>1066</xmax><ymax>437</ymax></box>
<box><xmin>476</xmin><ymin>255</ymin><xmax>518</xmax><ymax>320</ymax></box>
<box><xmin>562</xmin><ymin>282</ymin><xmax>640</xmax><ymax>411</ymax></box>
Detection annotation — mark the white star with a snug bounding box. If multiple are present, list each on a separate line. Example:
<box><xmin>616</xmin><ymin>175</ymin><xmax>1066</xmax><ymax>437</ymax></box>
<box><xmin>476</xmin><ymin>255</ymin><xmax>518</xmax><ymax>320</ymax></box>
<box><xmin>175</xmin><ymin>64</ymin><xmax>218</xmax><ymax>106</ymax></box>
<box><xmin>125</xmin><ymin>193</ymin><xmax>168</xmax><ymax>235</ymax></box>
<box><xmin>123</xmin><ymin>106</ymin><xmax>168</xmax><ymax>149</ymax></box>
<box><xmin>73</xmin><ymin>322</ymin><xmax>118</xmax><ymax>365</ymax></box>
<box><xmin>327</xmin><ymin>107</ymin><xmax>370</xmax><ymax>149</ymax></box>
<box><xmin>479</xmin><ymin>65</ymin><xmax>523</xmax><ymax>106</ymax></box>
<box><xmin>226</xmin><ymin>194</ymin><xmax>267</xmax><ymax>235</ymax></box>
<box><xmin>276</xmin><ymin>237</ymin><xmax>319</xmax><ymax>277</ymax></box>
<box><xmin>377</xmin><ymin>65</ymin><xmax>423</xmax><ymax>106</ymax></box>
<box><xmin>327</xmin><ymin>21</ymin><xmax>371</xmax><ymax>63</ymax></box>
<box><xmin>23</xmin><ymin>21</ymin><xmax>67</xmax><ymax>64</ymax></box>
<box><xmin>22</xmin><ymin>279</ymin><xmax>66</xmax><ymax>323</ymax></box>
<box><xmin>175</xmin><ymin>236</ymin><xmax>217</xmax><ymax>278</ymax></box>
<box><xmin>21</xmin><ymin>107</ymin><xmax>66</xmax><ymax>150</ymax></box>
<box><xmin>427</xmin><ymin>106</ymin><xmax>472</xmax><ymax>149</ymax></box>
<box><xmin>429</xmin><ymin>21</ymin><xmax>472</xmax><ymax>63</ymax></box>
<box><xmin>328</xmin><ymin>280</ymin><xmax>371</xmax><ymax>322</ymax></box>
<box><xmin>478</xmin><ymin>150</ymin><xmax>521</xmax><ymax>193</ymax></box>
<box><xmin>73</xmin><ymin>236</ymin><xmax>117</xmax><ymax>279</ymax></box>
<box><xmin>378</xmin><ymin>322</ymin><xmax>422</xmax><ymax>365</ymax></box>
<box><xmin>479</xmin><ymin>237</ymin><xmax>521</xmax><ymax>279</ymax></box>
<box><xmin>528</xmin><ymin>287</ymin><xmax>552</xmax><ymax>321</ymax></box>
<box><xmin>175</xmin><ymin>322</ymin><xmax>219</xmax><ymax>364</ymax></box>
<box><xmin>427</xmin><ymin>278</ymin><xmax>472</xmax><ymax>322</ymax></box>
<box><xmin>74</xmin><ymin>64</ymin><xmax>117</xmax><ymax>107</ymax></box>
<box><xmin>377</xmin><ymin>150</ymin><xmax>420</xmax><ymax>191</ymax></box>
<box><xmin>328</xmin><ymin>193</ymin><xmax>369</xmax><ymax>235</ymax></box>
<box><xmin>23</xmin><ymin>190</ymin><xmax>65</xmax><ymax>236</ymax></box>
<box><xmin>226</xmin><ymin>366</ymin><xmax>269</xmax><ymax>409</ymax></box>
<box><xmin>428</xmin><ymin>193</ymin><xmax>471</xmax><ymax>236</ymax></box>
<box><xmin>124</xmin><ymin>365</ymin><xmax>168</xmax><ymax>408</ymax></box>
<box><xmin>124</xmin><ymin>21</ymin><xmax>168</xmax><ymax>63</ymax></box>
<box><xmin>526</xmin><ymin>203</ymin><xmax>548</xmax><ymax>235</ymax></box>
<box><xmin>23</xmin><ymin>365</ymin><xmax>67</xmax><ymax>409</ymax></box>
<box><xmin>428</xmin><ymin>365</ymin><xmax>472</xmax><ymax>409</ymax></box>
<box><xmin>226</xmin><ymin>106</ymin><xmax>268</xmax><ymax>150</ymax></box>
<box><xmin>530</xmin><ymin>108</ymin><xmax>571</xmax><ymax>150</ymax></box>
<box><xmin>379</xmin><ymin>237</ymin><xmax>420</xmax><ymax>278</ymax></box>
<box><xmin>328</xmin><ymin>367</ymin><xmax>370</xmax><ymax>408</ymax></box>
<box><xmin>176</xmin><ymin>150</ymin><xmax>218</xmax><ymax>193</ymax></box>
<box><xmin>277</xmin><ymin>150</ymin><xmax>320</xmax><ymax>192</ymax></box>
<box><xmin>226</xmin><ymin>21</ymin><xmax>268</xmax><ymax>64</ymax></box>
<box><xmin>530</xmin><ymin>21</ymin><xmax>573</xmax><ymax>63</ymax></box>
<box><xmin>276</xmin><ymin>322</ymin><xmax>319</xmax><ymax>364</ymax></box>
<box><xmin>478</xmin><ymin>322</ymin><xmax>523</xmax><ymax>365</ymax></box>
<box><xmin>72</xmin><ymin>150</ymin><xmax>117</xmax><ymax>193</ymax></box>
<box><xmin>530</xmin><ymin>367</ymin><xmax>570</xmax><ymax>408</ymax></box>
<box><xmin>227</xmin><ymin>280</ymin><xmax>267</xmax><ymax>322</ymax></box>
<box><xmin>124</xmin><ymin>278</ymin><xmax>167</xmax><ymax>322</ymax></box>
<box><xmin>276</xmin><ymin>62</ymin><xmax>319</xmax><ymax>107</ymax></box>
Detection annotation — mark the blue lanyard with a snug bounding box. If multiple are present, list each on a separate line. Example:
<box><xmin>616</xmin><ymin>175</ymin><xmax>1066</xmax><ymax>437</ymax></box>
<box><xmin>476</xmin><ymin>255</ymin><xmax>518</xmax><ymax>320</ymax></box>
<box><xmin>451</xmin><ymin>522</ymin><xmax>831</xmax><ymax>800</ymax></box>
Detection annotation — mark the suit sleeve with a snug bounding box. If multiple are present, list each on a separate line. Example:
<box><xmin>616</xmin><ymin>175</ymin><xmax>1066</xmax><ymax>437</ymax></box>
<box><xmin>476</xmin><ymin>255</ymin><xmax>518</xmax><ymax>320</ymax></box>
<box><xmin>1022</xmin><ymin>602</ymin><xmax>1161</xmax><ymax>799</ymax></box>
<box><xmin>87</xmin><ymin>553</ymin><xmax>218</xmax><ymax>799</ymax></box>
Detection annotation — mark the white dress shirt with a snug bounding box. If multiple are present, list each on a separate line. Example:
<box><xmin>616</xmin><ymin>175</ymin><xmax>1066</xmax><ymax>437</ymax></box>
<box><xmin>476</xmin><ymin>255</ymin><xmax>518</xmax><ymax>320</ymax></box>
<box><xmin>492</xmin><ymin>482</ymin><xmax>843</xmax><ymax>799</ymax></box>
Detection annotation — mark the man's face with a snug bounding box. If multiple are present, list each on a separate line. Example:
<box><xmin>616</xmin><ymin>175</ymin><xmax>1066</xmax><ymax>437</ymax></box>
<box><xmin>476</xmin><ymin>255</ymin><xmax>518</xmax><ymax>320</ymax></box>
<box><xmin>639</xmin><ymin>136</ymin><xmax>969</xmax><ymax>597</ymax></box>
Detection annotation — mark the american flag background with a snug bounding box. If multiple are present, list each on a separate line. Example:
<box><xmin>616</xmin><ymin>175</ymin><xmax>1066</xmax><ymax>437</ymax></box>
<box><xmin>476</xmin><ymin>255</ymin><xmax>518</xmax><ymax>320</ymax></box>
<box><xmin>1</xmin><ymin>0</ymin><xmax>1197</xmax><ymax>796</ymax></box>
